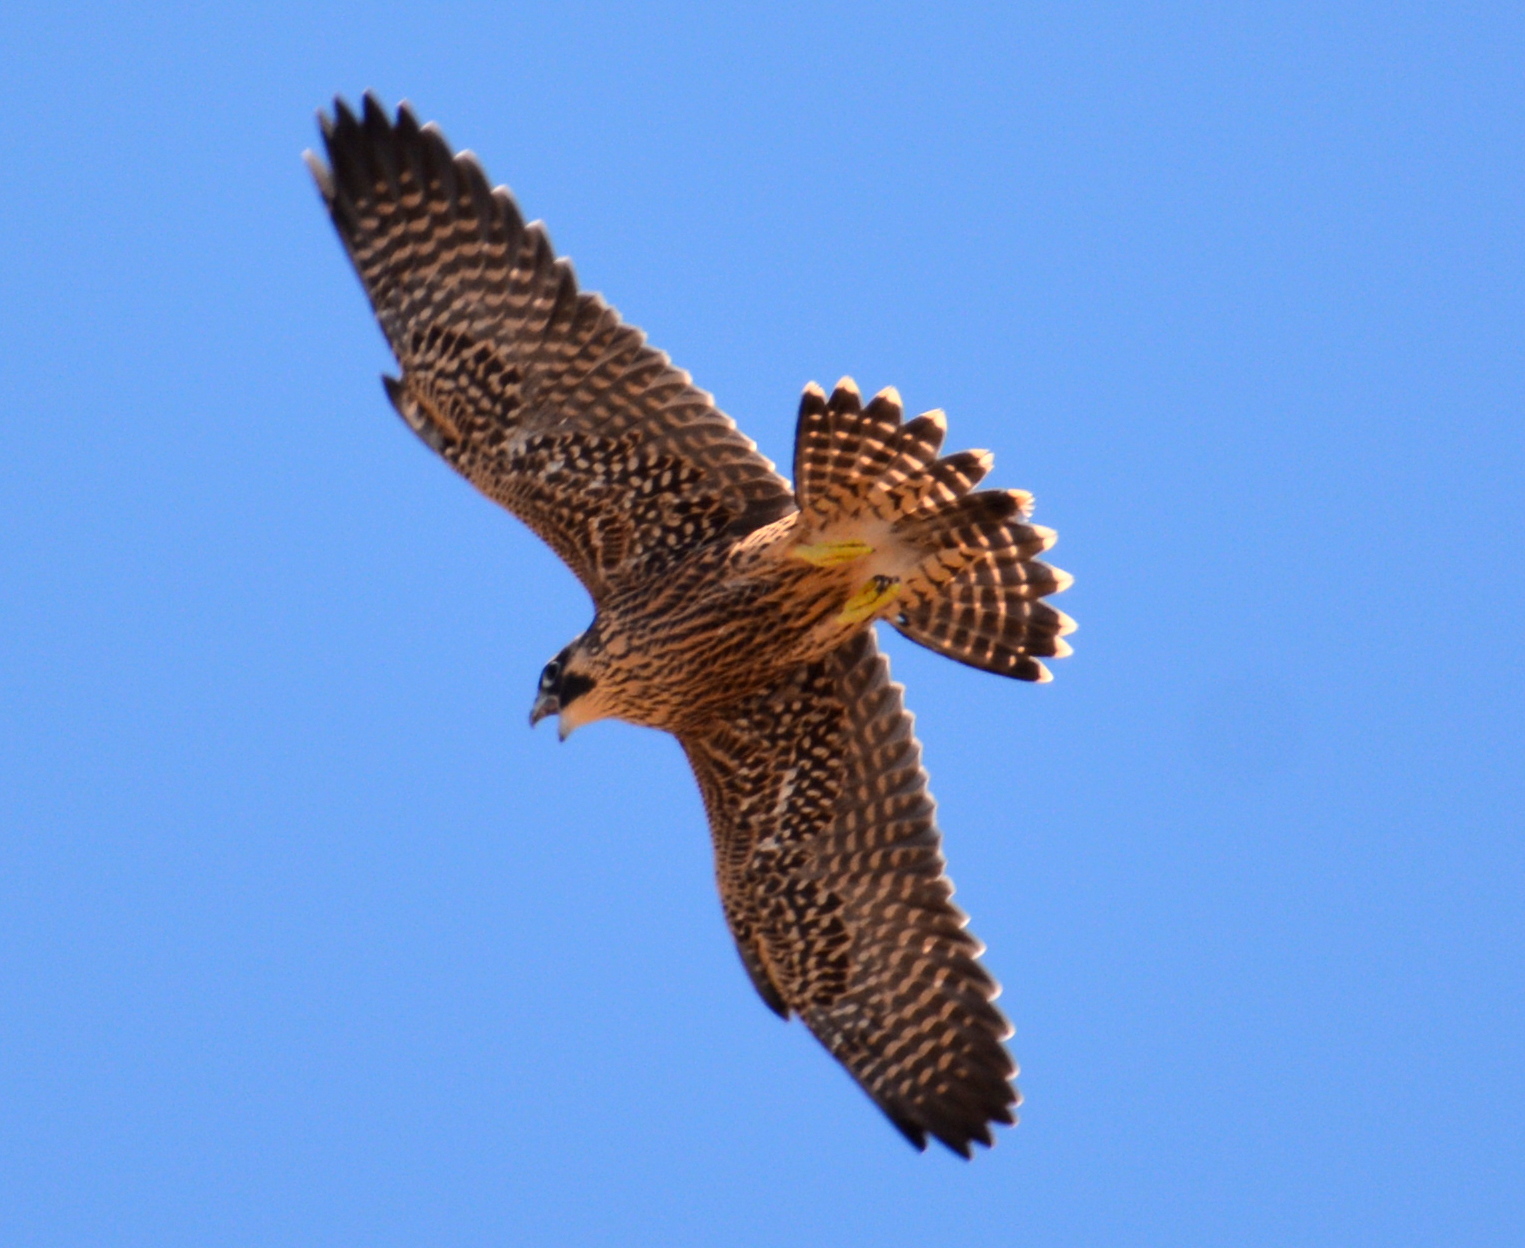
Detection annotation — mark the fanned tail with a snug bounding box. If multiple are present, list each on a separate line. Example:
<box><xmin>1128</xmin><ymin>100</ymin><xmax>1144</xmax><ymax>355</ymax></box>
<box><xmin>791</xmin><ymin>378</ymin><xmax>1075</xmax><ymax>682</ymax></box>
<box><xmin>794</xmin><ymin>378</ymin><xmax>936</xmax><ymax>519</ymax></box>
<box><xmin>892</xmin><ymin>545</ymin><xmax>1076</xmax><ymax>682</ymax></box>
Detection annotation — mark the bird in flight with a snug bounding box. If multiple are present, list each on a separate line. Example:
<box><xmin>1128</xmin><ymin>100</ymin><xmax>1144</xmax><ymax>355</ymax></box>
<box><xmin>306</xmin><ymin>94</ymin><xmax>1074</xmax><ymax>1156</ymax></box>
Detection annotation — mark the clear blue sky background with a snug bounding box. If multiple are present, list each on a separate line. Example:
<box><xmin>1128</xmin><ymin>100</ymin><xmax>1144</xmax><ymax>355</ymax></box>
<box><xmin>2</xmin><ymin>3</ymin><xmax>1521</xmax><ymax>1244</ymax></box>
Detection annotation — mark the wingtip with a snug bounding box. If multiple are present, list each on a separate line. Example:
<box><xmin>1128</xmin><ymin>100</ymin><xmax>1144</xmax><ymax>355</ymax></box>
<box><xmin>454</xmin><ymin>149</ymin><xmax>491</xmax><ymax>192</ymax></box>
<box><xmin>302</xmin><ymin>149</ymin><xmax>334</xmax><ymax>199</ymax></box>
<box><xmin>887</xmin><ymin>1114</ymin><xmax>930</xmax><ymax>1153</ymax></box>
<box><xmin>361</xmin><ymin>89</ymin><xmax>388</xmax><ymax>124</ymax></box>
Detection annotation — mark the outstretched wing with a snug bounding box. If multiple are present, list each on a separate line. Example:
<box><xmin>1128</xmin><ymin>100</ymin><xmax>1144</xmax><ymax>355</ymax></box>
<box><xmin>680</xmin><ymin>630</ymin><xmax>1018</xmax><ymax>1155</ymax></box>
<box><xmin>307</xmin><ymin>94</ymin><xmax>796</xmax><ymax>601</ymax></box>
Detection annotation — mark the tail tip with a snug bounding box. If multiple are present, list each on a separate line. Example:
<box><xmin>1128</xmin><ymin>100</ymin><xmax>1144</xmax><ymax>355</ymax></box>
<box><xmin>798</xmin><ymin>381</ymin><xmax>829</xmax><ymax>421</ymax></box>
<box><xmin>918</xmin><ymin>408</ymin><xmax>948</xmax><ymax>436</ymax></box>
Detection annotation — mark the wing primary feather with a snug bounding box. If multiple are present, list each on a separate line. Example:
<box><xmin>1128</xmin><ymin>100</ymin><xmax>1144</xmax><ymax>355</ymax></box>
<box><xmin>679</xmin><ymin>631</ymin><xmax>1017</xmax><ymax>1156</ymax></box>
<box><xmin>309</xmin><ymin>95</ymin><xmax>796</xmax><ymax>600</ymax></box>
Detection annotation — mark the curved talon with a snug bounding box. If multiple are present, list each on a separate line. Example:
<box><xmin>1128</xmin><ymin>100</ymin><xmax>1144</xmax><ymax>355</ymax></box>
<box><xmin>838</xmin><ymin>575</ymin><xmax>901</xmax><ymax>625</ymax></box>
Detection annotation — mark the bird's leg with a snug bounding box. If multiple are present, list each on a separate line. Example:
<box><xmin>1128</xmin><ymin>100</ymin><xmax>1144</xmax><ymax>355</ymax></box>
<box><xmin>837</xmin><ymin>575</ymin><xmax>901</xmax><ymax>625</ymax></box>
<box><xmin>791</xmin><ymin>539</ymin><xmax>874</xmax><ymax>567</ymax></box>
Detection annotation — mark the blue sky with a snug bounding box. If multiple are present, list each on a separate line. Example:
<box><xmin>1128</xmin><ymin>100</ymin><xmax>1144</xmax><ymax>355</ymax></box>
<box><xmin>1</xmin><ymin>2</ymin><xmax>1521</xmax><ymax>1244</ymax></box>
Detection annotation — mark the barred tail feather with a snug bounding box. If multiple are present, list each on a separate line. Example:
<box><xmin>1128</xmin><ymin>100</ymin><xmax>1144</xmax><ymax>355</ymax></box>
<box><xmin>789</xmin><ymin>377</ymin><xmax>1075</xmax><ymax>682</ymax></box>
<box><xmin>795</xmin><ymin>379</ymin><xmax>903</xmax><ymax>519</ymax></box>
<box><xmin>894</xmin><ymin>490</ymin><xmax>1048</xmax><ymax>559</ymax></box>
<box><xmin>872</xmin><ymin>449</ymin><xmax>993</xmax><ymax>517</ymax></box>
<box><xmin>893</xmin><ymin>549</ymin><xmax>1076</xmax><ymax>682</ymax></box>
<box><xmin>795</xmin><ymin>379</ymin><xmax>953</xmax><ymax>522</ymax></box>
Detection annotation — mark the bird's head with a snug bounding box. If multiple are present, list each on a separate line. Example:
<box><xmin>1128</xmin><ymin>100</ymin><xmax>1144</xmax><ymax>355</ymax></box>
<box><xmin>529</xmin><ymin>637</ymin><xmax>609</xmax><ymax>740</ymax></box>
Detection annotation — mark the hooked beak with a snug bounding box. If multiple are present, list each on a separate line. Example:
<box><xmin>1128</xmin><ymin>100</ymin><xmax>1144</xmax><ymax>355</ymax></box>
<box><xmin>529</xmin><ymin>691</ymin><xmax>559</xmax><ymax>731</ymax></box>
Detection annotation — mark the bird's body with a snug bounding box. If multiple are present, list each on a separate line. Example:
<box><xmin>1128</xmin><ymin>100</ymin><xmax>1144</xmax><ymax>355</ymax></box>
<box><xmin>308</xmin><ymin>94</ymin><xmax>1074</xmax><ymax>1156</ymax></box>
<box><xmin>540</xmin><ymin>514</ymin><xmax>852</xmax><ymax>735</ymax></box>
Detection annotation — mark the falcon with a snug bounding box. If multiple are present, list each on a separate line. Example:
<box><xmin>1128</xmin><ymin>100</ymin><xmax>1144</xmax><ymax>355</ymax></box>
<box><xmin>306</xmin><ymin>94</ymin><xmax>1074</xmax><ymax>1156</ymax></box>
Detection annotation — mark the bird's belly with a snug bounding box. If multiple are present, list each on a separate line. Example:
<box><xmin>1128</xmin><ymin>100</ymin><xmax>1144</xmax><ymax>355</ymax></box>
<box><xmin>606</xmin><ymin>559</ymin><xmax>860</xmax><ymax>732</ymax></box>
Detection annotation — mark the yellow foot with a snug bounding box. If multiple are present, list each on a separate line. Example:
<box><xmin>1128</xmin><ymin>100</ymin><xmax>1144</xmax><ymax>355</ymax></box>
<box><xmin>837</xmin><ymin>575</ymin><xmax>901</xmax><ymax>625</ymax></box>
<box><xmin>792</xmin><ymin>539</ymin><xmax>874</xmax><ymax>568</ymax></box>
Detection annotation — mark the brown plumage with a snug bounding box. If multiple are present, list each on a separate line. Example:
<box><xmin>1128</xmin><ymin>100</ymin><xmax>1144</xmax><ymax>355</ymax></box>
<box><xmin>307</xmin><ymin>94</ymin><xmax>1074</xmax><ymax>1156</ymax></box>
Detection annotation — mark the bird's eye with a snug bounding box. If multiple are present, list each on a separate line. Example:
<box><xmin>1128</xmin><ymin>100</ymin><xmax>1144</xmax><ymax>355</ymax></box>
<box><xmin>542</xmin><ymin>660</ymin><xmax>561</xmax><ymax>687</ymax></box>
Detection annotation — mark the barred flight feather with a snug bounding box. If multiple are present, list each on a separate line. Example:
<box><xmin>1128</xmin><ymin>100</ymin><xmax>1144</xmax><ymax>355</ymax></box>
<box><xmin>682</xmin><ymin>632</ymin><xmax>1018</xmax><ymax>1157</ymax></box>
<box><xmin>310</xmin><ymin>94</ymin><xmax>795</xmax><ymax>602</ymax></box>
